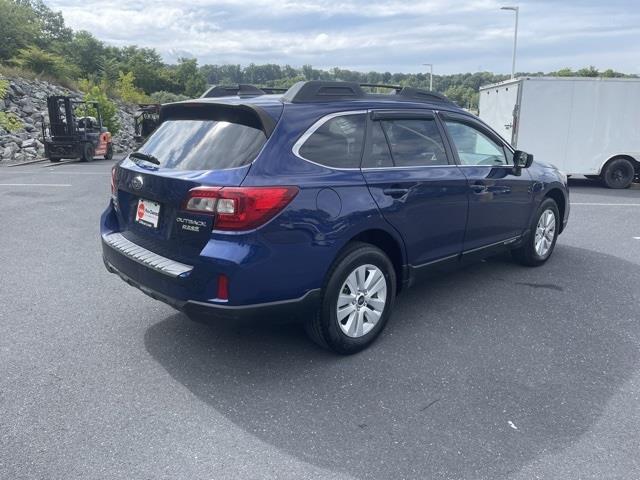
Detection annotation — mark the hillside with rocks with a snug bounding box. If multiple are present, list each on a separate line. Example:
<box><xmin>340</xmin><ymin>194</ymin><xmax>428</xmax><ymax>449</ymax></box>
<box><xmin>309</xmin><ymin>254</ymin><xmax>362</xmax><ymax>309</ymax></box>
<box><xmin>0</xmin><ymin>76</ymin><xmax>137</xmax><ymax>164</ymax></box>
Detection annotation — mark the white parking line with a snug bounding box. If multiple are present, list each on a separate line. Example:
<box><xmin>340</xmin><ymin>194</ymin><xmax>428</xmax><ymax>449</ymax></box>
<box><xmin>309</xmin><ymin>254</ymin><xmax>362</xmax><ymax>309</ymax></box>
<box><xmin>571</xmin><ymin>203</ymin><xmax>640</xmax><ymax>206</ymax></box>
<box><xmin>0</xmin><ymin>183</ymin><xmax>72</xmax><ymax>187</ymax></box>
<box><xmin>1</xmin><ymin>170</ymin><xmax>108</xmax><ymax>175</ymax></box>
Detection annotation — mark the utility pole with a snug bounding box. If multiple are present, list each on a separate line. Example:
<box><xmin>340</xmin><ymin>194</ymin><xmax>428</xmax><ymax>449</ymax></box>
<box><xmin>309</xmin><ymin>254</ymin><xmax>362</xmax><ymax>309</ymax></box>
<box><xmin>501</xmin><ymin>6</ymin><xmax>519</xmax><ymax>78</ymax></box>
<box><xmin>422</xmin><ymin>63</ymin><xmax>433</xmax><ymax>90</ymax></box>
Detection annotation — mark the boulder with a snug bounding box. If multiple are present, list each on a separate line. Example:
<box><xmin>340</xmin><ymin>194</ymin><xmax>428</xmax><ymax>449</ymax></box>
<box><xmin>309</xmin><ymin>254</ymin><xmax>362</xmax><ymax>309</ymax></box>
<box><xmin>21</xmin><ymin>138</ymin><xmax>36</xmax><ymax>148</ymax></box>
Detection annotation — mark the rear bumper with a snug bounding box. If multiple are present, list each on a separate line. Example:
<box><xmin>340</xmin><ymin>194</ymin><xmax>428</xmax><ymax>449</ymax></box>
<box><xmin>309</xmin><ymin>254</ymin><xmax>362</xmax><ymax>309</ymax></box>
<box><xmin>101</xmin><ymin>235</ymin><xmax>321</xmax><ymax>323</ymax></box>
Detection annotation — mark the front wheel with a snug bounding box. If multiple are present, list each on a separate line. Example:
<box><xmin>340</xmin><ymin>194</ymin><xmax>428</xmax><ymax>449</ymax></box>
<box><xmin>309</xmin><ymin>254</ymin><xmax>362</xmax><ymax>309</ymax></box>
<box><xmin>104</xmin><ymin>143</ymin><xmax>113</xmax><ymax>160</ymax></box>
<box><xmin>305</xmin><ymin>242</ymin><xmax>396</xmax><ymax>354</ymax></box>
<box><xmin>512</xmin><ymin>198</ymin><xmax>560</xmax><ymax>267</ymax></box>
<box><xmin>82</xmin><ymin>143</ymin><xmax>95</xmax><ymax>162</ymax></box>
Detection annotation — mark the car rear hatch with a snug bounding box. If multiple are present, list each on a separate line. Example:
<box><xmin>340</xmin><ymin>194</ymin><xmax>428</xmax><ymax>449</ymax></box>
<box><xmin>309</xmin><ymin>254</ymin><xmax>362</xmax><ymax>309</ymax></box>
<box><xmin>112</xmin><ymin>101</ymin><xmax>282</xmax><ymax>263</ymax></box>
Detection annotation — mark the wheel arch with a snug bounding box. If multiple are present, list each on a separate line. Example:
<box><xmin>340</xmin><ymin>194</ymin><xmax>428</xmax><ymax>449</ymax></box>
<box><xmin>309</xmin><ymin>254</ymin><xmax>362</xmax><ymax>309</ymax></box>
<box><xmin>341</xmin><ymin>228</ymin><xmax>407</xmax><ymax>293</ymax></box>
<box><xmin>544</xmin><ymin>188</ymin><xmax>566</xmax><ymax>233</ymax></box>
<box><xmin>599</xmin><ymin>154</ymin><xmax>640</xmax><ymax>175</ymax></box>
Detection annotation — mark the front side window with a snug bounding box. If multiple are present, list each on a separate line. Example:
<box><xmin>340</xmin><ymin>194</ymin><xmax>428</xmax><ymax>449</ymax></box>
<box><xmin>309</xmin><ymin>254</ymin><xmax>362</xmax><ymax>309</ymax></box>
<box><xmin>297</xmin><ymin>114</ymin><xmax>366</xmax><ymax>168</ymax></box>
<box><xmin>380</xmin><ymin>118</ymin><xmax>448</xmax><ymax>167</ymax></box>
<box><xmin>444</xmin><ymin>121</ymin><xmax>509</xmax><ymax>166</ymax></box>
<box><xmin>138</xmin><ymin>120</ymin><xmax>266</xmax><ymax>170</ymax></box>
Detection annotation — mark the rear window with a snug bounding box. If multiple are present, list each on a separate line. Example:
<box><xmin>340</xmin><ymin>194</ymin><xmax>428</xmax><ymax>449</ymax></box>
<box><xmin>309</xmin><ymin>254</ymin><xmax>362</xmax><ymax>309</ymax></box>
<box><xmin>297</xmin><ymin>114</ymin><xmax>366</xmax><ymax>168</ymax></box>
<box><xmin>138</xmin><ymin>120</ymin><xmax>266</xmax><ymax>170</ymax></box>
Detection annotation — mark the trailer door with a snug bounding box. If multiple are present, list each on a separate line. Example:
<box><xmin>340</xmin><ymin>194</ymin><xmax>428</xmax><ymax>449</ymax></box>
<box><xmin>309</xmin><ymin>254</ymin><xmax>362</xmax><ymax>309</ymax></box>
<box><xmin>479</xmin><ymin>82</ymin><xmax>520</xmax><ymax>146</ymax></box>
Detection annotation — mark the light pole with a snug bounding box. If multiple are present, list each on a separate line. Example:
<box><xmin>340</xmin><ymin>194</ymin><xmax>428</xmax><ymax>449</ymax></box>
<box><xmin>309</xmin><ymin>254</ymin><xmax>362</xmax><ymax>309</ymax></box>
<box><xmin>501</xmin><ymin>6</ymin><xmax>519</xmax><ymax>78</ymax></box>
<box><xmin>422</xmin><ymin>63</ymin><xmax>433</xmax><ymax>90</ymax></box>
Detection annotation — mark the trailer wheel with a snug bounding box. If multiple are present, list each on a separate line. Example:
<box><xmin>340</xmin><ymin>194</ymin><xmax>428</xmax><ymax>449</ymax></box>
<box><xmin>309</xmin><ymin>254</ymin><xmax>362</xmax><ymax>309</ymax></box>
<box><xmin>104</xmin><ymin>143</ymin><xmax>113</xmax><ymax>160</ymax></box>
<box><xmin>602</xmin><ymin>157</ymin><xmax>634</xmax><ymax>189</ymax></box>
<box><xmin>82</xmin><ymin>143</ymin><xmax>95</xmax><ymax>162</ymax></box>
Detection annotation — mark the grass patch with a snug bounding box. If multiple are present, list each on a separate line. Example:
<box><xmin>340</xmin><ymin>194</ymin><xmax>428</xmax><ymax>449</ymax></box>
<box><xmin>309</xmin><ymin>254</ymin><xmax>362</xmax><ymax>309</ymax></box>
<box><xmin>0</xmin><ymin>63</ymin><xmax>78</xmax><ymax>91</ymax></box>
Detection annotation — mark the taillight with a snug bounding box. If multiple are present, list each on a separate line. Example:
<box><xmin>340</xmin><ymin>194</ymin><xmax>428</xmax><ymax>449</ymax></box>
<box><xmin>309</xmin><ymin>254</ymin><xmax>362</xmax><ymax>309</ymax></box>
<box><xmin>183</xmin><ymin>186</ymin><xmax>299</xmax><ymax>231</ymax></box>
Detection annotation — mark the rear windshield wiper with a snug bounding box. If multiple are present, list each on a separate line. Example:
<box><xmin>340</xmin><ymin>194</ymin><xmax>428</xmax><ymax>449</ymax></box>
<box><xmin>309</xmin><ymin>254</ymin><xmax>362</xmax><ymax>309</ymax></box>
<box><xmin>130</xmin><ymin>151</ymin><xmax>160</xmax><ymax>165</ymax></box>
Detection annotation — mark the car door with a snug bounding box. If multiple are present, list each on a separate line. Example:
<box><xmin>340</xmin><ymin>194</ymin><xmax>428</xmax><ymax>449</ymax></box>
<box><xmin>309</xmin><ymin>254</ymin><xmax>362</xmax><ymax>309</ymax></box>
<box><xmin>439</xmin><ymin>112</ymin><xmax>534</xmax><ymax>252</ymax></box>
<box><xmin>361</xmin><ymin>110</ymin><xmax>469</xmax><ymax>269</ymax></box>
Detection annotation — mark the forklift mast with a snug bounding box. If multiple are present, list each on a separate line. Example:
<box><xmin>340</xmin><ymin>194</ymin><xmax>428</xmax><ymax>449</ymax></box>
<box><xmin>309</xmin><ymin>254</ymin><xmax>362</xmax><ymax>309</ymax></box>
<box><xmin>44</xmin><ymin>96</ymin><xmax>103</xmax><ymax>140</ymax></box>
<box><xmin>47</xmin><ymin>96</ymin><xmax>76</xmax><ymax>137</ymax></box>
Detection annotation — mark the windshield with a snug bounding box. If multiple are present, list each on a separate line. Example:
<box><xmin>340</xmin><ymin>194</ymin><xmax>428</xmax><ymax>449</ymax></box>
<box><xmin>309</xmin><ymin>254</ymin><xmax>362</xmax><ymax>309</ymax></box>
<box><xmin>137</xmin><ymin>119</ymin><xmax>267</xmax><ymax>170</ymax></box>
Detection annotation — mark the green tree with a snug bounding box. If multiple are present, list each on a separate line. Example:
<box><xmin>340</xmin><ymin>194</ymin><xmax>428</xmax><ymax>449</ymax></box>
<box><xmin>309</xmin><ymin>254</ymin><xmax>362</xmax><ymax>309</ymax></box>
<box><xmin>115</xmin><ymin>71</ymin><xmax>150</xmax><ymax>104</ymax></box>
<box><xmin>0</xmin><ymin>0</ymin><xmax>39</xmax><ymax>60</ymax></box>
<box><xmin>65</xmin><ymin>30</ymin><xmax>105</xmax><ymax>77</ymax></box>
<box><xmin>82</xmin><ymin>85</ymin><xmax>120</xmax><ymax>135</ymax></box>
<box><xmin>12</xmin><ymin>45</ymin><xmax>79</xmax><ymax>79</ymax></box>
<box><xmin>16</xmin><ymin>0</ymin><xmax>72</xmax><ymax>45</ymax></box>
<box><xmin>175</xmin><ymin>58</ymin><xmax>206</xmax><ymax>97</ymax></box>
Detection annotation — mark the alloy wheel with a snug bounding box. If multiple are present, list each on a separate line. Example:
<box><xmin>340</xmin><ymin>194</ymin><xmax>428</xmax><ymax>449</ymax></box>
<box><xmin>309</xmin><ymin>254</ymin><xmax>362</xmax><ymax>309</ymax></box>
<box><xmin>534</xmin><ymin>209</ymin><xmax>556</xmax><ymax>257</ymax></box>
<box><xmin>336</xmin><ymin>264</ymin><xmax>387</xmax><ymax>338</ymax></box>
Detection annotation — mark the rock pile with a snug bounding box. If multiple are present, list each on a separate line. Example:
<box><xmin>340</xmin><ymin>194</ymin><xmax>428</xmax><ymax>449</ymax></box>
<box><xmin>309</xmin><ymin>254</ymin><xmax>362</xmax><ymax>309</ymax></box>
<box><xmin>0</xmin><ymin>76</ymin><xmax>137</xmax><ymax>163</ymax></box>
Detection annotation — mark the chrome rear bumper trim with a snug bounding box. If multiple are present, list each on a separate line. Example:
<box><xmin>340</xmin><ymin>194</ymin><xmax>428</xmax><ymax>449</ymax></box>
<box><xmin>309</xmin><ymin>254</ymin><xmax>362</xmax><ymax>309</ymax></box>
<box><xmin>102</xmin><ymin>232</ymin><xmax>193</xmax><ymax>277</ymax></box>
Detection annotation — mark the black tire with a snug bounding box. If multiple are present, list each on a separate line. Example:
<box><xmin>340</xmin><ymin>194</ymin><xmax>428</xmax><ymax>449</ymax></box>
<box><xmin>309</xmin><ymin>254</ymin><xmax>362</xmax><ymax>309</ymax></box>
<box><xmin>512</xmin><ymin>198</ymin><xmax>560</xmax><ymax>267</ymax></box>
<box><xmin>48</xmin><ymin>157</ymin><xmax>61</xmax><ymax>163</ymax></box>
<box><xmin>104</xmin><ymin>143</ymin><xmax>113</xmax><ymax>160</ymax></box>
<box><xmin>305</xmin><ymin>242</ymin><xmax>396</xmax><ymax>354</ymax></box>
<box><xmin>602</xmin><ymin>157</ymin><xmax>635</xmax><ymax>189</ymax></box>
<box><xmin>82</xmin><ymin>143</ymin><xmax>95</xmax><ymax>162</ymax></box>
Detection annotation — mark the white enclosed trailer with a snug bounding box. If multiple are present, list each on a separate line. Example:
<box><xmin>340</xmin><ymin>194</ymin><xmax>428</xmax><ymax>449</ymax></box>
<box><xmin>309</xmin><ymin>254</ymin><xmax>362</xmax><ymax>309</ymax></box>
<box><xmin>479</xmin><ymin>77</ymin><xmax>640</xmax><ymax>188</ymax></box>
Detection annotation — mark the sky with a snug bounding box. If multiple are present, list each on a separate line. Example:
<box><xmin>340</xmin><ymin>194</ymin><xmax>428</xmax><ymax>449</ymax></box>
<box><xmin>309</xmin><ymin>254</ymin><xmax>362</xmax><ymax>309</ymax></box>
<box><xmin>47</xmin><ymin>0</ymin><xmax>640</xmax><ymax>74</ymax></box>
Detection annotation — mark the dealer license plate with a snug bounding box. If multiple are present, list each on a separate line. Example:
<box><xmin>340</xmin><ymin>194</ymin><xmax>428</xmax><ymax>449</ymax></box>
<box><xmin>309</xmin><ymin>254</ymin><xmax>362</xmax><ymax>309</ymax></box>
<box><xmin>135</xmin><ymin>198</ymin><xmax>161</xmax><ymax>228</ymax></box>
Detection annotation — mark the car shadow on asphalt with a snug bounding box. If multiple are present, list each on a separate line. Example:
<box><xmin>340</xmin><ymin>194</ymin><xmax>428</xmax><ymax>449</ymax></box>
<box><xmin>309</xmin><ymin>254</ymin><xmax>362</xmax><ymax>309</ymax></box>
<box><xmin>144</xmin><ymin>245</ymin><xmax>640</xmax><ymax>480</ymax></box>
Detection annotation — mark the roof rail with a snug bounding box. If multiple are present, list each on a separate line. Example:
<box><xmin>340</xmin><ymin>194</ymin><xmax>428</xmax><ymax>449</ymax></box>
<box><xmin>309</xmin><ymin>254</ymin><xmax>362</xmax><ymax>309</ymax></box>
<box><xmin>200</xmin><ymin>84</ymin><xmax>287</xmax><ymax>99</ymax></box>
<box><xmin>282</xmin><ymin>81</ymin><xmax>365</xmax><ymax>103</ymax></box>
<box><xmin>396</xmin><ymin>87</ymin><xmax>453</xmax><ymax>104</ymax></box>
<box><xmin>281</xmin><ymin>81</ymin><xmax>455</xmax><ymax>105</ymax></box>
<box><xmin>360</xmin><ymin>83</ymin><xmax>403</xmax><ymax>92</ymax></box>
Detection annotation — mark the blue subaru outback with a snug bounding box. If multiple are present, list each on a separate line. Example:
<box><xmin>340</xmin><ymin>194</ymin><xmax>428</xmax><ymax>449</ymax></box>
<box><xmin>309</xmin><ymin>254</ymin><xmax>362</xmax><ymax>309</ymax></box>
<box><xmin>101</xmin><ymin>81</ymin><xmax>569</xmax><ymax>354</ymax></box>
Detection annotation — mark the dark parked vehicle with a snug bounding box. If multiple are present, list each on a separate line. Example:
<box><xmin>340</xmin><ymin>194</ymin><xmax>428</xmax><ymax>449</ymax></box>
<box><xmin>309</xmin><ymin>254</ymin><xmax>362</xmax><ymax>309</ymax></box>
<box><xmin>101</xmin><ymin>81</ymin><xmax>569</xmax><ymax>354</ymax></box>
<box><xmin>133</xmin><ymin>103</ymin><xmax>160</xmax><ymax>144</ymax></box>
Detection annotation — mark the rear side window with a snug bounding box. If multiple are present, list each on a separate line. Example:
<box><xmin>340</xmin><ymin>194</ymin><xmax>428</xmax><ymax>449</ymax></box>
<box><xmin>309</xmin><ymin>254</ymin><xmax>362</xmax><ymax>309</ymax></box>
<box><xmin>297</xmin><ymin>114</ymin><xmax>366</xmax><ymax>168</ymax></box>
<box><xmin>380</xmin><ymin>118</ymin><xmax>449</xmax><ymax>167</ymax></box>
<box><xmin>138</xmin><ymin>120</ymin><xmax>266</xmax><ymax>170</ymax></box>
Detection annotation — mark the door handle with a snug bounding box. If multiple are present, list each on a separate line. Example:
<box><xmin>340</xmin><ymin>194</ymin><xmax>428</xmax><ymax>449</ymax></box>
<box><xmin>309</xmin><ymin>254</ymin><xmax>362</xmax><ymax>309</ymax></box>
<box><xmin>470</xmin><ymin>184</ymin><xmax>488</xmax><ymax>194</ymax></box>
<box><xmin>382</xmin><ymin>187</ymin><xmax>410</xmax><ymax>198</ymax></box>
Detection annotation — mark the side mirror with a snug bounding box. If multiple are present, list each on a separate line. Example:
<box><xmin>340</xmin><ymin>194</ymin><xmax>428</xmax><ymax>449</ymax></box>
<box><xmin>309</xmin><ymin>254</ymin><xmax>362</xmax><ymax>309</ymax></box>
<box><xmin>513</xmin><ymin>150</ymin><xmax>534</xmax><ymax>169</ymax></box>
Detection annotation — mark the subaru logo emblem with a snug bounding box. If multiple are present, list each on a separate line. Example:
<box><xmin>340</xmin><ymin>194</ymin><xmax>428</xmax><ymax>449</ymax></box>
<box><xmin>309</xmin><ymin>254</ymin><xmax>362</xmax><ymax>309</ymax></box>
<box><xmin>132</xmin><ymin>176</ymin><xmax>143</xmax><ymax>190</ymax></box>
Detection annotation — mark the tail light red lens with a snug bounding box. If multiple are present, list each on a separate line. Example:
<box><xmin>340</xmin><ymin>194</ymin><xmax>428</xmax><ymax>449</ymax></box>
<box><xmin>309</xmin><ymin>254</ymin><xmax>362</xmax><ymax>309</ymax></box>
<box><xmin>183</xmin><ymin>186</ymin><xmax>299</xmax><ymax>231</ymax></box>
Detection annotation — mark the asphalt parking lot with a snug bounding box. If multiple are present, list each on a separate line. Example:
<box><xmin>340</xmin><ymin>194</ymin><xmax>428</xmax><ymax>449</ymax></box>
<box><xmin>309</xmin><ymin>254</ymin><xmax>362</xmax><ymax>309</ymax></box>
<box><xmin>1</xmin><ymin>159</ymin><xmax>639</xmax><ymax>480</ymax></box>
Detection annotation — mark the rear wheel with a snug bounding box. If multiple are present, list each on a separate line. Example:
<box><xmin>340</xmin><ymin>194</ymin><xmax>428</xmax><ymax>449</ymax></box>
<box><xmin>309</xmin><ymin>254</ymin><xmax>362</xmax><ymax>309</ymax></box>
<box><xmin>82</xmin><ymin>143</ymin><xmax>95</xmax><ymax>162</ymax></box>
<box><xmin>104</xmin><ymin>143</ymin><xmax>113</xmax><ymax>160</ymax></box>
<box><xmin>512</xmin><ymin>198</ymin><xmax>560</xmax><ymax>267</ymax></box>
<box><xmin>305</xmin><ymin>242</ymin><xmax>396</xmax><ymax>354</ymax></box>
<box><xmin>602</xmin><ymin>157</ymin><xmax>635</xmax><ymax>189</ymax></box>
